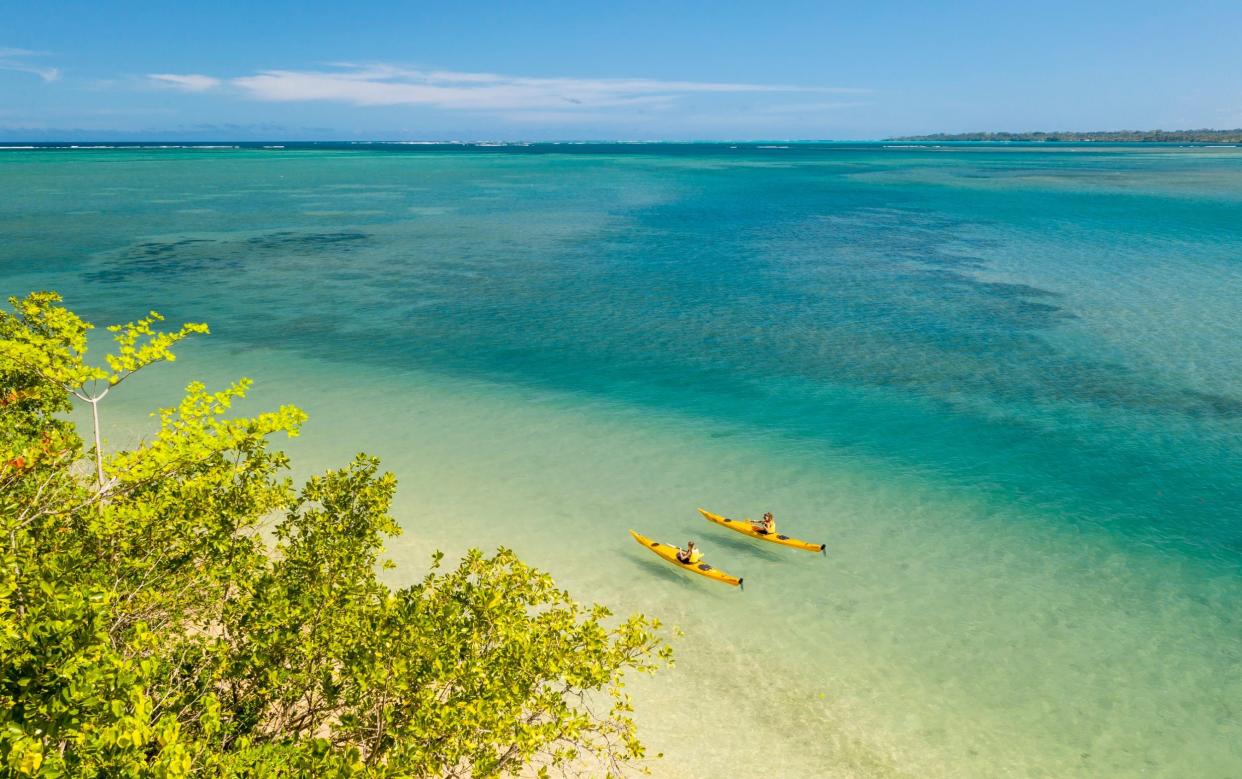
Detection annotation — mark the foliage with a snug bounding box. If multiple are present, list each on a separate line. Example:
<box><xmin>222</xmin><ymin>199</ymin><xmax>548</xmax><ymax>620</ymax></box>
<box><xmin>0</xmin><ymin>292</ymin><xmax>670</xmax><ymax>778</ymax></box>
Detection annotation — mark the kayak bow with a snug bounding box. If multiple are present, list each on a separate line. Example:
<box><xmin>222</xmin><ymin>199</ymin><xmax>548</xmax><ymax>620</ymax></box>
<box><xmin>629</xmin><ymin>529</ymin><xmax>743</xmax><ymax>588</ymax></box>
<box><xmin>698</xmin><ymin>508</ymin><xmax>826</xmax><ymax>553</ymax></box>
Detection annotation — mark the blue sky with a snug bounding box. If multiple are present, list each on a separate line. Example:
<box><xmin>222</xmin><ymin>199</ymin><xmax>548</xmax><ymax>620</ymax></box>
<box><xmin>3</xmin><ymin>0</ymin><xmax>1240</xmax><ymax>140</ymax></box>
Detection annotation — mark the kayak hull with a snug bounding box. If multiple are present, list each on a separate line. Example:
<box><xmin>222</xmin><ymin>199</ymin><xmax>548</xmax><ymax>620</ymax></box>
<box><xmin>698</xmin><ymin>508</ymin><xmax>826</xmax><ymax>553</ymax></box>
<box><xmin>629</xmin><ymin>529</ymin><xmax>743</xmax><ymax>587</ymax></box>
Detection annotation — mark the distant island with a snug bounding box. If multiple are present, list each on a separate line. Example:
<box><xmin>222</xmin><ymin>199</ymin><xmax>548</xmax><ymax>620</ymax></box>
<box><xmin>888</xmin><ymin>129</ymin><xmax>1242</xmax><ymax>143</ymax></box>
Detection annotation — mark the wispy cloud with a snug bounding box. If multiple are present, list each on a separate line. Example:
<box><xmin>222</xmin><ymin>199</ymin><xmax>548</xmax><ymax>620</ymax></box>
<box><xmin>147</xmin><ymin>63</ymin><xmax>866</xmax><ymax>114</ymax></box>
<box><xmin>149</xmin><ymin>73</ymin><xmax>221</xmax><ymax>92</ymax></box>
<box><xmin>0</xmin><ymin>48</ymin><xmax>61</xmax><ymax>82</ymax></box>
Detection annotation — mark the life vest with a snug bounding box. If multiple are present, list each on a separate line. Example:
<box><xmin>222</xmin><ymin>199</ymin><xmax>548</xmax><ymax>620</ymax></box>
<box><xmin>688</xmin><ymin>549</ymin><xmax>703</xmax><ymax>564</ymax></box>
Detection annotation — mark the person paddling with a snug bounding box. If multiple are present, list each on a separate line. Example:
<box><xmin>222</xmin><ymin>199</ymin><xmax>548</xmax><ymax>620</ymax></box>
<box><xmin>753</xmin><ymin>512</ymin><xmax>776</xmax><ymax>535</ymax></box>
<box><xmin>676</xmin><ymin>540</ymin><xmax>703</xmax><ymax>564</ymax></box>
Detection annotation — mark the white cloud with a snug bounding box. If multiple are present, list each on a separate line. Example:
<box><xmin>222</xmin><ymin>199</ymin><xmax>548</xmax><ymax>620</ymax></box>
<box><xmin>0</xmin><ymin>48</ymin><xmax>60</xmax><ymax>82</ymax></box>
<box><xmin>149</xmin><ymin>73</ymin><xmax>223</xmax><ymax>92</ymax></box>
<box><xmin>146</xmin><ymin>63</ymin><xmax>866</xmax><ymax>113</ymax></box>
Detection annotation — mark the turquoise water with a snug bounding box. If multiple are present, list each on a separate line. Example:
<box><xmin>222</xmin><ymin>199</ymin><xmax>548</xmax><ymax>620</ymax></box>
<box><xmin>3</xmin><ymin>143</ymin><xmax>1242</xmax><ymax>776</ymax></box>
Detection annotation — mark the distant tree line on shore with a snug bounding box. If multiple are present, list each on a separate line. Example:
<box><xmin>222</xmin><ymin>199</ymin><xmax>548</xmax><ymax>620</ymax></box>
<box><xmin>888</xmin><ymin>129</ymin><xmax>1242</xmax><ymax>143</ymax></box>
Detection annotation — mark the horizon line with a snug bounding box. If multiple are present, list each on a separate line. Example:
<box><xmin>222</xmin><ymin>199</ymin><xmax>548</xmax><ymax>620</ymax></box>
<box><xmin>4</xmin><ymin>127</ymin><xmax>1242</xmax><ymax>146</ymax></box>
<box><xmin>3</xmin><ymin>138</ymin><xmax>1241</xmax><ymax>147</ymax></box>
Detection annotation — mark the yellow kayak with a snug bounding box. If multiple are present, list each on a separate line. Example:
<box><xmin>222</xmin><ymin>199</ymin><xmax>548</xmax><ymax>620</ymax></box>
<box><xmin>629</xmin><ymin>529</ymin><xmax>743</xmax><ymax>588</ymax></box>
<box><xmin>698</xmin><ymin>508</ymin><xmax>826</xmax><ymax>553</ymax></box>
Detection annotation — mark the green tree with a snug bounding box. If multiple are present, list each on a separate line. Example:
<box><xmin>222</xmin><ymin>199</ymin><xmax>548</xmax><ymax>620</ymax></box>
<box><xmin>1</xmin><ymin>292</ymin><xmax>670</xmax><ymax>778</ymax></box>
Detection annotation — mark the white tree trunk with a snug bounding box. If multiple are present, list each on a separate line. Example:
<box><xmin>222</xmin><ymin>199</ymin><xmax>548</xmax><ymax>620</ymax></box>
<box><xmin>90</xmin><ymin>396</ymin><xmax>104</xmax><ymax>490</ymax></box>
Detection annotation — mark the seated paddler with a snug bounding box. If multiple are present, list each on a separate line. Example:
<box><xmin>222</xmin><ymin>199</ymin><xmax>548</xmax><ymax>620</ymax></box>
<box><xmin>676</xmin><ymin>540</ymin><xmax>703</xmax><ymax>564</ymax></box>
<box><xmin>752</xmin><ymin>512</ymin><xmax>775</xmax><ymax>535</ymax></box>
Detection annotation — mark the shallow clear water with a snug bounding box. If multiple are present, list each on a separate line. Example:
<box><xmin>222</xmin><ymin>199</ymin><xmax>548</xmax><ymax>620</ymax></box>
<box><xmin>3</xmin><ymin>143</ymin><xmax>1242</xmax><ymax>776</ymax></box>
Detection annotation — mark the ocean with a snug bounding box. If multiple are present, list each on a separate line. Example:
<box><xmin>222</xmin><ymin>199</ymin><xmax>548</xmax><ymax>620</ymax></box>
<box><xmin>3</xmin><ymin>142</ymin><xmax>1240</xmax><ymax>776</ymax></box>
